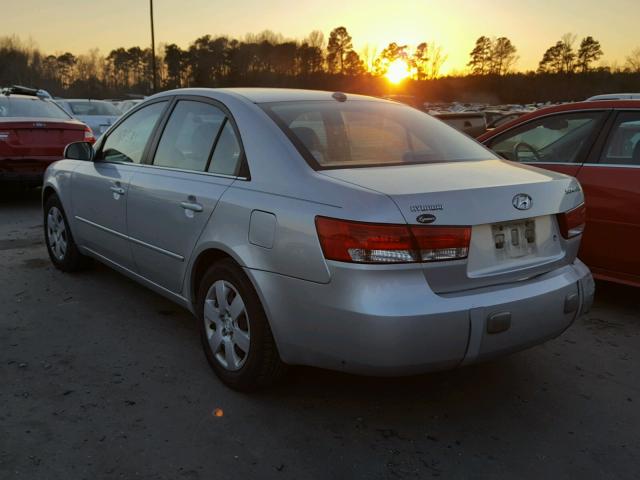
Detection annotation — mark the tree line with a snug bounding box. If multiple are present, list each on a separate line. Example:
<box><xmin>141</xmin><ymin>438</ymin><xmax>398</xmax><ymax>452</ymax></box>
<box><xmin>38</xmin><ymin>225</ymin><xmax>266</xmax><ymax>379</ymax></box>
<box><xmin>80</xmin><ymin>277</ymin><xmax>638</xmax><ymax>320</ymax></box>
<box><xmin>1</xmin><ymin>27</ymin><xmax>640</xmax><ymax>104</ymax></box>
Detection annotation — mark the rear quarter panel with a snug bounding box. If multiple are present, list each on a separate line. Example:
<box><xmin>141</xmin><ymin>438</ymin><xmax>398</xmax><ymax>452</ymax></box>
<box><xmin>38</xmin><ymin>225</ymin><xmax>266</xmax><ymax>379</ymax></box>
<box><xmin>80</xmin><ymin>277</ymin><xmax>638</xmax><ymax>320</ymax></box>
<box><xmin>191</xmin><ymin>173</ymin><xmax>405</xmax><ymax>288</ymax></box>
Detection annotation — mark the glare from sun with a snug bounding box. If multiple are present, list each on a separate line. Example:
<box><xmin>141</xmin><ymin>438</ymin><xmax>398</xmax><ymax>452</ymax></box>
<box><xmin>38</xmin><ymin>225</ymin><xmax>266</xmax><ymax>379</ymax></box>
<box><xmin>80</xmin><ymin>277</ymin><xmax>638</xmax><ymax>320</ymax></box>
<box><xmin>385</xmin><ymin>59</ymin><xmax>410</xmax><ymax>84</ymax></box>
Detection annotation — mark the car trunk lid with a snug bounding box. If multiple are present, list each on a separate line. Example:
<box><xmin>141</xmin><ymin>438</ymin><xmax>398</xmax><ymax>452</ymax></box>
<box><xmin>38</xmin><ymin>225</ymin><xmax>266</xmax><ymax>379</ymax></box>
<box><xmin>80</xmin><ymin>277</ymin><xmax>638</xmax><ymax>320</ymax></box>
<box><xmin>0</xmin><ymin>118</ymin><xmax>85</xmax><ymax>158</ymax></box>
<box><xmin>321</xmin><ymin>159</ymin><xmax>585</xmax><ymax>292</ymax></box>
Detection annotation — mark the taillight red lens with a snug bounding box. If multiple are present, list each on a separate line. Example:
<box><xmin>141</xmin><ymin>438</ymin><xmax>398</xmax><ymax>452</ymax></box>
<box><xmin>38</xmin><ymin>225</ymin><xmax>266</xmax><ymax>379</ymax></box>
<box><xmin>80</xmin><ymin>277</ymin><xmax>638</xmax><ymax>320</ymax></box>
<box><xmin>315</xmin><ymin>216</ymin><xmax>471</xmax><ymax>264</ymax></box>
<box><xmin>557</xmin><ymin>203</ymin><xmax>586</xmax><ymax>239</ymax></box>
<box><xmin>84</xmin><ymin>126</ymin><xmax>95</xmax><ymax>143</ymax></box>
<box><xmin>315</xmin><ymin>217</ymin><xmax>417</xmax><ymax>263</ymax></box>
<box><xmin>411</xmin><ymin>225</ymin><xmax>471</xmax><ymax>262</ymax></box>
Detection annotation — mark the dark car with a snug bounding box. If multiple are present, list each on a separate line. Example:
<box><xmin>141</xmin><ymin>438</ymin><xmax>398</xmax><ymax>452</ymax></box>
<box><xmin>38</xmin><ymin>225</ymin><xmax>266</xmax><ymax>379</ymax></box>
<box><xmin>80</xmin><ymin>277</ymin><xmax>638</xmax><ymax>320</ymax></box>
<box><xmin>478</xmin><ymin>100</ymin><xmax>640</xmax><ymax>287</ymax></box>
<box><xmin>0</xmin><ymin>87</ymin><xmax>94</xmax><ymax>186</ymax></box>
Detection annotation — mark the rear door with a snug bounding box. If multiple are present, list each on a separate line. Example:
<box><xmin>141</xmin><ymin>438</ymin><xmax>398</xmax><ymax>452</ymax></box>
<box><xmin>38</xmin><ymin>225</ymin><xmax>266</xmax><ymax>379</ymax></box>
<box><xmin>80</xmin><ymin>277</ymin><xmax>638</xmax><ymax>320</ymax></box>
<box><xmin>485</xmin><ymin>110</ymin><xmax>609</xmax><ymax>177</ymax></box>
<box><xmin>72</xmin><ymin>100</ymin><xmax>168</xmax><ymax>269</ymax></box>
<box><xmin>126</xmin><ymin>97</ymin><xmax>245</xmax><ymax>293</ymax></box>
<box><xmin>576</xmin><ymin>110</ymin><xmax>640</xmax><ymax>282</ymax></box>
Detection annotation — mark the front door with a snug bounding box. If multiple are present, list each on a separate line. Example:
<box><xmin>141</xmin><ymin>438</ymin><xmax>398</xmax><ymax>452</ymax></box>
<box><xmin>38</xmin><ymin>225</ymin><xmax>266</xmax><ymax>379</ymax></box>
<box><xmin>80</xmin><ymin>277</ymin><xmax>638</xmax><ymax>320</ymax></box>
<box><xmin>71</xmin><ymin>101</ymin><xmax>168</xmax><ymax>269</ymax></box>
<box><xmin>126</xmin><ymin>99</ymin><xmax>245</xmax><ymax>292</ymax></box>
<box><xmin>577</xmin><ymin>110</ymin><xmax>640</xmax><ymax>283</ymax></box>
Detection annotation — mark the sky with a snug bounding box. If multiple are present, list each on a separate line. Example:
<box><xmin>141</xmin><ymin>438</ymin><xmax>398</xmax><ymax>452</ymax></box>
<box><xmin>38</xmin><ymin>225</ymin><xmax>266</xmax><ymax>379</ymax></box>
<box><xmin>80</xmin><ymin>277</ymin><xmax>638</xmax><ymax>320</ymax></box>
<box><xmin>4</xmin><ymin>0</ymin><xmax>638</xmax><ymax>74</ymax></box>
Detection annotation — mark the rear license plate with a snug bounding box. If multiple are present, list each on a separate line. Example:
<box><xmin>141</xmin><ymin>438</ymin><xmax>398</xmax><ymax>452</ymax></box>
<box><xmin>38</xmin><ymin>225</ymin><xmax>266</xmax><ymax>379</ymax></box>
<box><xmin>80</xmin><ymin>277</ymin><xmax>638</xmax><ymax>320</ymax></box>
<box><xmin>492</xmin><ymin>220</ymin><xmax>536</xmax><ymax>259</ymax></box>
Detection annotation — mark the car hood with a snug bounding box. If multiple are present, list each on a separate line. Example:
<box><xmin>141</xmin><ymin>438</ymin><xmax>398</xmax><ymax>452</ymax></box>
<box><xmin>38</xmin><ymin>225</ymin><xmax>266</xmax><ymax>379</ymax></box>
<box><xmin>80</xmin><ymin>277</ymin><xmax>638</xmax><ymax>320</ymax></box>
<box><xmin>320</xmin><ymin>159</ymin><xmax>584</xmax><ymax>225</ymax></box>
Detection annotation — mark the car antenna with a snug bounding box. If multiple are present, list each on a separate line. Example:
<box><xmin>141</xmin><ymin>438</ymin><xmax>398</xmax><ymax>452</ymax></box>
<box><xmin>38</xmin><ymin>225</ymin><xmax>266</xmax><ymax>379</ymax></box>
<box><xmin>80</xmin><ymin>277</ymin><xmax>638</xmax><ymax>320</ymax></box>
<box><xmin>332</xmin><ymin>92</ymin><xmax>347</xmax><ymax>102</ymax></box>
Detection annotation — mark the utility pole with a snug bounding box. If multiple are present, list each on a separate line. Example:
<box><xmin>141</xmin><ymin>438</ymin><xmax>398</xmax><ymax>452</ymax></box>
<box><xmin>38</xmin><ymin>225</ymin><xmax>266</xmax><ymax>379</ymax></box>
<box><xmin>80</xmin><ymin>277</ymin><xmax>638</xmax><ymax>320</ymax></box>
<box><xmin>150</xmin><ymin>0</ymin><xmax>157</xmax><ymax>93</ymax></box>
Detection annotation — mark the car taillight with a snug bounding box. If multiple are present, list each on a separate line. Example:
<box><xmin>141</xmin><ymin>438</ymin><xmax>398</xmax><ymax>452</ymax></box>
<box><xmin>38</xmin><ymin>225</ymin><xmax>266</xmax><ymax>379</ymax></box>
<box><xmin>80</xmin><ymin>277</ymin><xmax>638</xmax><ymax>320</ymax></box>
<box><xmin>411</xmin><ymin>225</ymin><xmax>471</xmax><ymax>262</ymax></box>
<box><xmin>557</xmin><ymin>203</ymin><xmax>586</xmax><ymax>239</ymax></box>
<box><xmin>315</xmin><ymin>216</ymin><xmax>471</xmax><ymax>264</ymax></box>
<box><xmin>84</xmin><ymin>126</ymin><xmax>95</xmax><ymax>143</ymax></box>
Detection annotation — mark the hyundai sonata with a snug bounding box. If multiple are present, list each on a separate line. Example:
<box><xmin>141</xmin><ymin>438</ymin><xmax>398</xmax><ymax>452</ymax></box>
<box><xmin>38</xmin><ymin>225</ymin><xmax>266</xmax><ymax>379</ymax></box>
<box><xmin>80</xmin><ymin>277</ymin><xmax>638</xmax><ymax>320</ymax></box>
<box><xmin>42</xmin><ymin>88</ymin><xmax>594</xmax><ymax>390</ymax></box>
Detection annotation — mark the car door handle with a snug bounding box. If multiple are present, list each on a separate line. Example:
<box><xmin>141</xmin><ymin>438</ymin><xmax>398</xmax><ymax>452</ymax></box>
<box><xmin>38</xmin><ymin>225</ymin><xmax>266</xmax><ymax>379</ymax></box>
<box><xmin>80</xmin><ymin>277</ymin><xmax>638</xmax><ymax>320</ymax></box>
<box><xmin>110</xmin><ymin>186</ymin><xmax>125</xmax><ymax>195</ymax></box>
<box><xmin>180</xmin><ymin>201</ymin><xmax>203</xmax><ymax>212</ymax></box>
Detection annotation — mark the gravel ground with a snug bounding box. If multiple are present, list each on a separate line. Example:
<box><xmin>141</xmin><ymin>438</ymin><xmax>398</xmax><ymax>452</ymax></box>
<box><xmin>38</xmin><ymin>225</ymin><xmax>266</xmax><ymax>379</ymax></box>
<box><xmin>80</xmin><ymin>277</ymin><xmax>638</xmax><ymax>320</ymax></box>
<box><xmin>1</xmin><ymin>188</ymin><xmax>639</xmax><ymax>479</ymax></box>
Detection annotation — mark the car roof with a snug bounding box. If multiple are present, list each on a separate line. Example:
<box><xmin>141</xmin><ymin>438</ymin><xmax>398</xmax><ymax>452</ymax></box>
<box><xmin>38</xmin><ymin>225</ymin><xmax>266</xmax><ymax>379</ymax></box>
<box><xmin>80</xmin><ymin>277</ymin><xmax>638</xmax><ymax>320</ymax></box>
<box><xmin>150</xmin><ymin>87</ymin><xmax>387</xmax><ymax>104</ymax></box>
<box><xmin>60</xmin><ymin>99</ymin><xmax>110</xmax><ymax>103</ymax></box>
<box><xmin>1</xmin><ymin>94</ymin><xmax>52</xmax><ymax>101</ymax></box>
<box><xmin>477</xmin><ymin>100</ymin><xmax>640</xmax><ymax>142</ymax></box>
<box><xmin>587</xmin><ymin>93</ymin><xmax>640</xmax><ymax>101</ymax></box>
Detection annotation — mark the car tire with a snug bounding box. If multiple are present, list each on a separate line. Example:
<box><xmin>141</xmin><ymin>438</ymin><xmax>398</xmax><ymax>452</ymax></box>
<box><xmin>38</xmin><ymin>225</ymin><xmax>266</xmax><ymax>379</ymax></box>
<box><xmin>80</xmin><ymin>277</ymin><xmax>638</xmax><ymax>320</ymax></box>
<box><xmin>44</xmin><ymin>194</ymin><xmax>89</xmax><ymax>272</ymax></box>
<box><xmin>197</xmin><ymin>259</ymin><xmax>287</xmax><ymax>391</ymax></box>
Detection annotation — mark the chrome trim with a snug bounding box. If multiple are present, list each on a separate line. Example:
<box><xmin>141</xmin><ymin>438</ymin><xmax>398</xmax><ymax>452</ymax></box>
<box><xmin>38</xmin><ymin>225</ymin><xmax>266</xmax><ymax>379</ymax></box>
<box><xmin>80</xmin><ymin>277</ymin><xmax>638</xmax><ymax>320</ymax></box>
<box><xmin>95</xmin><ymin>159</ymin><xmax>248</xmax><ymax>181</ymax></box>
<box><xmin>75</xmin><ymin>215</ymin><xmax>128</xmax><ymax>240</ymax></box>
<box><xmin>523</xmin><ymin>162</ymin><xmax>580</xmax><ymax>166</ymax></box>
<box><xmin>582</xmin><ymin>163</ymin><xmax>640</xmax><ymax>169</ymax></box>
<box><xmin>180</xmin><ymin>201</ymin><xmax>204</xmax><ymax>212</ymax></box>
<box><xmin>127</xmin><ymin>236</ymin><xmax>185</xmax><ymax>261</ymax></box>
<box><xmin>75</xmin><ymin>215</ymin><xmax>185</xmax><ymax>261</ymax></box>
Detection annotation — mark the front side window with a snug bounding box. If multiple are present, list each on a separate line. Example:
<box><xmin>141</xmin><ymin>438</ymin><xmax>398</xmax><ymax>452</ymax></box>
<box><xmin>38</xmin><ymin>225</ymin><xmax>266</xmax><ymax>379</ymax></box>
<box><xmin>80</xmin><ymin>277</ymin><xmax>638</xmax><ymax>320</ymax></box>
<box><xmin>262</xmin><ymin>100</ymin><xmax>495</xmax><ymax>169</ymax></box>
<box><xmin>153</xmin><ymin>101</ymin><xmax>225</xmax><ymax>172</ymax></box>
<box><xmin>488</xmin><ymin>111</ymin><xmax>604</xmax><ymax>163</ymax></box>
<box><xmin>0</xmin><ymin>97</ymin><xmax>71</xmax><ymax>119</ymax></box>
<box><xmin>99</xmin><ymin>101</ymin><xmax>166</xmax><ymax>164</ymax></box>
<box><xmin>601</xmin><ymin>112</ymin><xmax>640</xmax><ymax>165</ymax></box>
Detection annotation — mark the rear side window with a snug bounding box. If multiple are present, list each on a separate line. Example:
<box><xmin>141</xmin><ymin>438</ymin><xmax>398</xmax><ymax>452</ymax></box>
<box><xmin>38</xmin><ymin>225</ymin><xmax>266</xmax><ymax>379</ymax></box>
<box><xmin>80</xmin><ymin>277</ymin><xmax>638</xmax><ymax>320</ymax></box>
<box><xmin>208</xmin><ymin>122</ymin><xmax>242</xmax><ymax>176</ymax></box>
<box><xmin>153</xmin><ymin>100</ymin><xmax>225</xmax><ymax>172</ymax></box>
<box><xmin>488</xmin><ymin>111</ymin><xmax>604</xmax><ymax>163</ymax></box>
<box><xmin>0</xmin><ymin>97</ymin><xmax>70</xmax><ymax>119</ymax></box>
<box><xmin>601</xmin><ymin>112</ymin><xmax>640</xmax><ymax>165</ymax></box>
<box><xmin>99</xmin><ymin>101</ymin><xmax>166</xmax><ymax>164</ymax></box>
<box><xmin>262</xmin><ymin>100</ymin><xmax>495</xmax><ymax>169</ymax></box>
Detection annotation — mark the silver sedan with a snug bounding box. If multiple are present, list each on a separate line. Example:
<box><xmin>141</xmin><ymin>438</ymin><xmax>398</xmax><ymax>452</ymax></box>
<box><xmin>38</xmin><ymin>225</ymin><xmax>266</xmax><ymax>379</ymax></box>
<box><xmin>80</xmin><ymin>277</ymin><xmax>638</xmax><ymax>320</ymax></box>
<box><xmin>42</xmin><ymin>88</ymin><xmax>595</xmax><ymax>390</ymax></box>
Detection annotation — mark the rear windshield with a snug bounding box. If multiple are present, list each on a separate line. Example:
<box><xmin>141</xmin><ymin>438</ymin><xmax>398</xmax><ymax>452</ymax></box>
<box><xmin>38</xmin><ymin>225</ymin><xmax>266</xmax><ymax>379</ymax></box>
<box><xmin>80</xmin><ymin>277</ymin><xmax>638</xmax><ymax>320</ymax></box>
<box><xmin>262</xmin><ymin>100</ymin><xmax>496</xmax><ymax>169</ymax></box>
<box><xmin>0</xmin><ymin>97</ymin><xmax>71</xmax><ymax>119</ymax></box>
<box><xmin>67</xmin><ymin>101</ymin><xmax>120</xmax><ymax>116</ymax></box>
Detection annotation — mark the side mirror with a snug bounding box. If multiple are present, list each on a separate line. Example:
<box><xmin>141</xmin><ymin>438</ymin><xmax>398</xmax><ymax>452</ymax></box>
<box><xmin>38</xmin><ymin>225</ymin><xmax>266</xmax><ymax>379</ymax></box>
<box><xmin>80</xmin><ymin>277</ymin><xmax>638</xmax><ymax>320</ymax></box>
<box><xmin>64</xmin><ymin>141</ymin><xmax>94</xmax><ymax>161</ymax></box>
<box><xmin>544</xmin><ymin>118</ymin><xmax>569</xmax><ymax>131</ymax></box>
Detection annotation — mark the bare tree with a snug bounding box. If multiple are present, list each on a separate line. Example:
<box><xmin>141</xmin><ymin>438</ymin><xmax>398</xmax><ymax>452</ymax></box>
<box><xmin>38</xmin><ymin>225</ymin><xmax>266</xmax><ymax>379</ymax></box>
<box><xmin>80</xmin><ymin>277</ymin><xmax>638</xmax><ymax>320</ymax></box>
<box><xmin>560</xmin><ymin>33</ymin><xmax>577</xmax><ymax>73</ymax></box>
<box><xmin>625</xmin><ymin>47</ymin><xmax>640</xmax><ymax>72</ymax></box>
<box><xmin>428</xmin><ymin>45</ymin><xmax>447</xmax><ymax>79</ymax></box>
<box><xmin>305</xmin><ymin>30</ymin><xmax>324</xmax><ymax>49</ymax></box>
<box><xmin>359</xmin><ymin>43</ymin><xmax>378</xmax><ymax>73</ymax></box>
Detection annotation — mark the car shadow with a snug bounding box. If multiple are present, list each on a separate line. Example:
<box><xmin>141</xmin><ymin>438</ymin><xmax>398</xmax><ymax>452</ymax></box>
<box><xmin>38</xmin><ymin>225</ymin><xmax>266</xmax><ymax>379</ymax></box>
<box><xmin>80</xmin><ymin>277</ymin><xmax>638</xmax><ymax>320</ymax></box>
<box><xmin>0</xmin><ymin>185</ymin><xmax>42</xmax><ymax>205</ymax></box>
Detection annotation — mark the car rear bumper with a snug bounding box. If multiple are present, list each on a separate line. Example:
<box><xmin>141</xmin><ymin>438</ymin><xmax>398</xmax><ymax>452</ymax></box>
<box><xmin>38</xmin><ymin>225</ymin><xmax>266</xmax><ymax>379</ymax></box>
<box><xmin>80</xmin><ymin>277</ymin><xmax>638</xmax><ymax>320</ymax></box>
<box><xmin>247</xmin><ymin>260</ymin><xmax>594</xmax><ymax>375</ymax></box>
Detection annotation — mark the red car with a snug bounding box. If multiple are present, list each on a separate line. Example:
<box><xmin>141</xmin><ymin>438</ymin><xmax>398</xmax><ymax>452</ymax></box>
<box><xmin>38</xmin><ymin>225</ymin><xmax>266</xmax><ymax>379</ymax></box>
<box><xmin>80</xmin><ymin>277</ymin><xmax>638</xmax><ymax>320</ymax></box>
<box><xmin>0</xmin><ymin>86</ymin><xmax>94</xmax><ymax>187</ymax></box>
<box><xmin>478</xmin><ymin>100</ymin><xmax>640</xmax><ymax>287</ymax></box>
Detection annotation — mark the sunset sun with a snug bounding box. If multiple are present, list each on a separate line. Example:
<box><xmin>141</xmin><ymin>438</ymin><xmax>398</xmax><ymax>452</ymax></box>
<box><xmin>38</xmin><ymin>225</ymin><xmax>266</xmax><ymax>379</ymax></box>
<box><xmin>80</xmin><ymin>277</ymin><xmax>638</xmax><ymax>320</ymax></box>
<box><xmin>385</xmin><ymin>59</ymin><xmax>411</xmax><ymax>83</ymax></box>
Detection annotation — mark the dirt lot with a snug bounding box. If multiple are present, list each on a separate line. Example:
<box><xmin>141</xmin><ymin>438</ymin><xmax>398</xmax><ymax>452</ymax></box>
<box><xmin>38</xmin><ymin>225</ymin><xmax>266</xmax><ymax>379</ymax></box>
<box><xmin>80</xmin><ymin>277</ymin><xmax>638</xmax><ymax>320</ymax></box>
<box><xmin>1</xmin><ymin>189</ymin><xmax>639</xmax><ymax>480</ymax></box>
